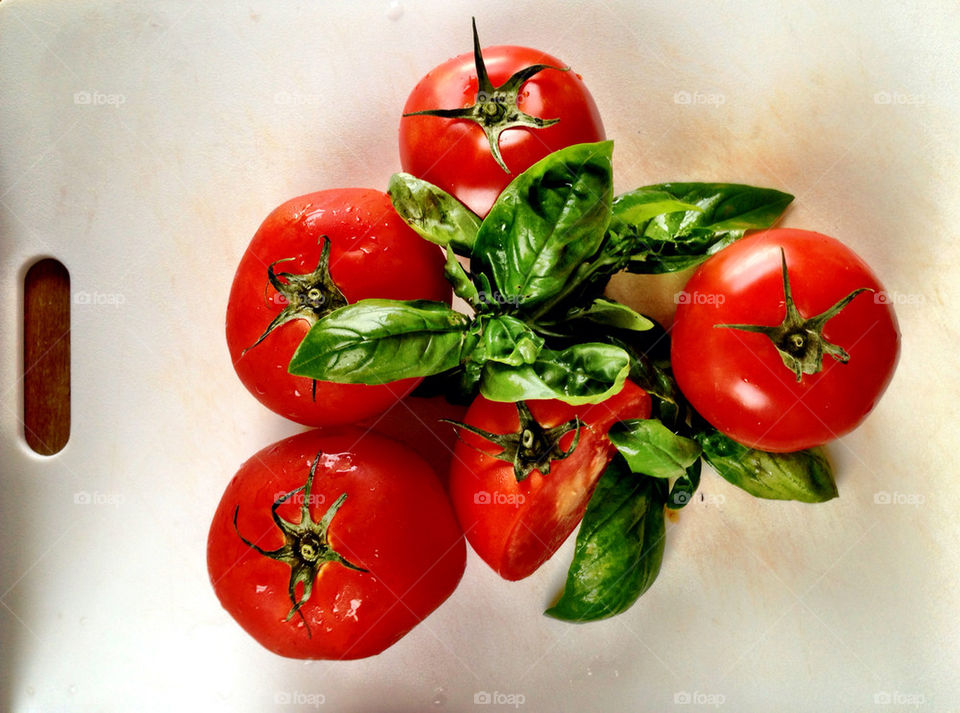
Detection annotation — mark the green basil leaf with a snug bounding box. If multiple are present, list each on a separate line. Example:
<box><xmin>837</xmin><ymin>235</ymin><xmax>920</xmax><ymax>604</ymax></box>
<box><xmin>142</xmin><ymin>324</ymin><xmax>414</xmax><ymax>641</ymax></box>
<box><xmin>696</xmin><ymin>428</ymin><xmax>838</xmax><ymax>503</ymax></box>
<box><xmin>546</xmin><ymin>458</ymin><xmax>666</xmax><ymax>622</ymax></box>
<box><xmin>666</xmin><ymin>457</ymin><xmax>701</xmax><ymax>509</ymax></box>
<box><xmin>574</xmin><ymin>298</ymin><xmax>654</xmax><ymax>332</ymax></box>
<box><xmin>608</xmin><ymin>188</ymin><xmax>701</xmax><ymax>231</ymax></box>
<box><xmin>609</xmin><ymin>419</ymin><xmax>702</xmax><ymax>479</ymax></box>
<box><xmin>609</xmin><ymin>183</ymin><xmax>793</xmax><ymax>274</ymax></box>
<box><xmin>643</xmin><ymin>182</ymin><xmax>793</xmax><ymax>234</ymax></box>
<box><xmin>480</xmin><ymin>342</ymin><xmax>630</xmax><ymax>405</ymax></box>
<box><xmin>289</xmin><ymin>299</ymin><xmax>473</xmax><ymax>384</ymax></box>
<box><xmin>388</xmin><ymin>172</ymin><xmax>481</xmax><ymax>254</ymax></box>
<box><xmin>475</xmin><ymin>315</ymin><xmax>544</xmax><ymax>367</ymax></box>
<box><xmin>443</xmin><ymin>246</ymin><xmax>480</xmax><ymax>305</ymax></box>
<box><xmin>473</xmin><ymin>141</ymin><xmax>613</xmax><ymax>309</ymax></box>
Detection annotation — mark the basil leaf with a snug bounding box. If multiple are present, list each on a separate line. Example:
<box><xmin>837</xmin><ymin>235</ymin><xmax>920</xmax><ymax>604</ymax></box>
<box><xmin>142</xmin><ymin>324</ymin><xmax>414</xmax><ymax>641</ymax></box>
<box><xmin>546</xmin><ymin>458</ymin><xmax>666</xmax><ymax>622</ymax></box>
<box><xmin>388</xmin><ymin>172</ymin><xmax>481</xmax><ymax>254</ymax></box>
<box><xmin>696</xmin><ymin>428</ymin><xmax>838</xmax><ymax>503</ymax></box>
<box><xmin>480</xmin><ymin>342</ymin><xmax>630</xmax><ymax>405</ymax></box>
<box><xmin>443</xmin><ymin>246</ymin><xmax>480</xmax><ymax>305</ymax></box>
<box><xmin>643</xmin><ymin>182</ymin><xmax>793</xmax><ymax>234</ymax></box>
<box><xmin>573</xmin><ymin>298</ymin><xmax>654</xmax><ymax>332</ymax></box>
<box><xmin>608</xmin><ymin>188</ymin><xmax>701</xmax><ymax>231</ymax></box>
<box><xmin>609</xmin><ymin>183</ymin><xmax>793</xmax><ymax>274</ymax></box>
<box><xmin>289</xmin><ymin>299</ymin><xmax>473</xmax><ymax>383</ymax></box>
<box><xmin>667</xmin><ymin>457</ymin><xmax>701</xmax><ymax>509</ymax></box>
<box><xmin>473</xmin><ymin>141</ymin><xmax>613</xmax><ymax>309</ymax></box>
<box><xmin>609</xmin><ymin>419</ymin><xmax>702</xmax><ymax>479</ymax></box>
<box><xmin>476</xmin><ymin>315</ymin><xmax>544</xmax><ymax>367</ymax></box>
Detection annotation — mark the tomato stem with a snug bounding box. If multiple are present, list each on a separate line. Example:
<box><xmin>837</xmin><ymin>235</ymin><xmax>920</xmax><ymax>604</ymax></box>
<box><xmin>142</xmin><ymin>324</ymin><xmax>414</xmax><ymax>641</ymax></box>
<box><xmin>402</xmin><ymin>18</ymin><xmax>569</xmax><ymax>174</ymax></box>
<box><xmin>715</xmin><ymin>248</ymin><xmax>872</xmax><ymax>381</ymax></box>
<box><xmin>233</xmin><ymin>449</ymin><xmax>366</xmax><ymax>637</ymax></box>
<box><xmin>243</xmin><ymin>236</ymin><xmax>348</xmax><ymax>354</ymax></box>
<box><xmin>443</xmin><ymin>401</ymin><xmax>581</xmax><ymax>481</ymax></box>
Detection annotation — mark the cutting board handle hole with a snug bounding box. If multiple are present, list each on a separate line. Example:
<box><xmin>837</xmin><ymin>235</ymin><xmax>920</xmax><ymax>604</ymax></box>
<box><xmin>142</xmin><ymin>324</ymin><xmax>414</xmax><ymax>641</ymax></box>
<box><xmin>23</xmin><ymin>258</ymin><xmax>70</xmax><ymax>455</ymax></box>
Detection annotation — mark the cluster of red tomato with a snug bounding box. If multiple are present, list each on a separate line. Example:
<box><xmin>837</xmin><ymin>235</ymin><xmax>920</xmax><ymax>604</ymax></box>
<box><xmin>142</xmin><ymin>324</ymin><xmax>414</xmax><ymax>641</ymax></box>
<box><xmin>208</xmin><ymin>22</ymin><xmax>900</xmax><ymax>660</ymax></box>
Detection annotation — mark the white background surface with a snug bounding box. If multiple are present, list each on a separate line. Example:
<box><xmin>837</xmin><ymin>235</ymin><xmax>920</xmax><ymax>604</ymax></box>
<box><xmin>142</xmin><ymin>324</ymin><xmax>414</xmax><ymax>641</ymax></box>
<box><xmin>2</xmin><ymin>1</ymin><xmax>958</xmax><ymax>711</ymax></box>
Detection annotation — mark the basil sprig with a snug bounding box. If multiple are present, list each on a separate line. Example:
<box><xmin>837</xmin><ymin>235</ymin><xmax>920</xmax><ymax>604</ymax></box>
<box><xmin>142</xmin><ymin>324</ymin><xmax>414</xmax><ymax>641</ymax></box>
<box><xmin>292</xmin><ymin>142</ymin><xmax>640</xmax><ymax>405</ymax></box>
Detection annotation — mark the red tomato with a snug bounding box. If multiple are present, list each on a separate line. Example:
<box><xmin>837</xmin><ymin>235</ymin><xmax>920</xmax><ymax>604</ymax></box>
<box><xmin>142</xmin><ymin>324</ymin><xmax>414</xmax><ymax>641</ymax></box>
<box><xmin>226</xmin><ymin>189</ymin><xmax>450</xmax><ymax>426</ymax></box>
<box><xmin>207</xmin><ymin>428</ymin><xmax>465</xmax><ymax>660</ymax></box>
<box><xmin>399</xmin><ymin>22</ymin><xmax>605</xmax><ymax>217</ymax></box>
<box><xmin>671</xmin><ymin>229</ymin><xmax>900</xmax><ymax>452</ymax></box>
<box><xmin>448</xmin><ymin>381</ymin><xmax>651</xmax><ymax>581</ymax></box>
<box><xmin>361</xmin><ymin>395</ymin><xmax>468</xmax><ymax>488</ymax></box>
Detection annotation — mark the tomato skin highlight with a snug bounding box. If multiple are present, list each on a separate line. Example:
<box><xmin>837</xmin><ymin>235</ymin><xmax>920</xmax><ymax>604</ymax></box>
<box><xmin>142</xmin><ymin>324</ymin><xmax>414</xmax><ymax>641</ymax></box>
<box><xmin>448</xmin><ymin>381</ymin><xmax>651</xmax><ymax>581</ymax></box>
<box><xmin>671</xmin><ymin>229</ymin><xmax>900</xmax><ymax>452</ymax></box>
<box><xmin>225</xmin><ymin>188</ymin><xmax>451</xmax><ymax>426</ymax></box>
<box><xmin>207</xmin><ymin>428</ymin><xmax>466</xmax><ymax>660</ymax></box>
<box><xmin>399</xmin><ymin>45</ymin><xmax>605</xmax><ymax>217</ymax></box>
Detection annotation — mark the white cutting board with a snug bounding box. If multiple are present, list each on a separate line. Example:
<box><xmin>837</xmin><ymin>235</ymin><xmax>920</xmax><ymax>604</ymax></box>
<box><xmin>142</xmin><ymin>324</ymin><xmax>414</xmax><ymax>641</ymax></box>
<box><xmin>2</xmin><ymin>1</ymin><xmax>959</xmax><ymax>711</ymax></box>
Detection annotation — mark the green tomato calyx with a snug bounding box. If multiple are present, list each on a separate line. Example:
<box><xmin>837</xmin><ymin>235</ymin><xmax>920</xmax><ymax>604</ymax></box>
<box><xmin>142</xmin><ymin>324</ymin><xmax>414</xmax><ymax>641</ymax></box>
<box><xmin>444</xmin><ymin>401</ymin><xmax>581</xmax><ymax>482</ymax></box>
<box><xmin>402</xmin><ymin>18</ymin><xmax>569</xmax><ymax>174</ymax></box>
<box><xmin>233</xmin><ymin>449</ymin><xmax>366</xmax><ymax>637</ymax></box>
<box><xmin>243</xmin><ymin>235</ymin><xmax>348</xmax><ymax>355</ymax></box>
<box><xmin>715</xmin><ymin>248</ymin><xmax>872</xmax><ymax>381</ymax></box>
